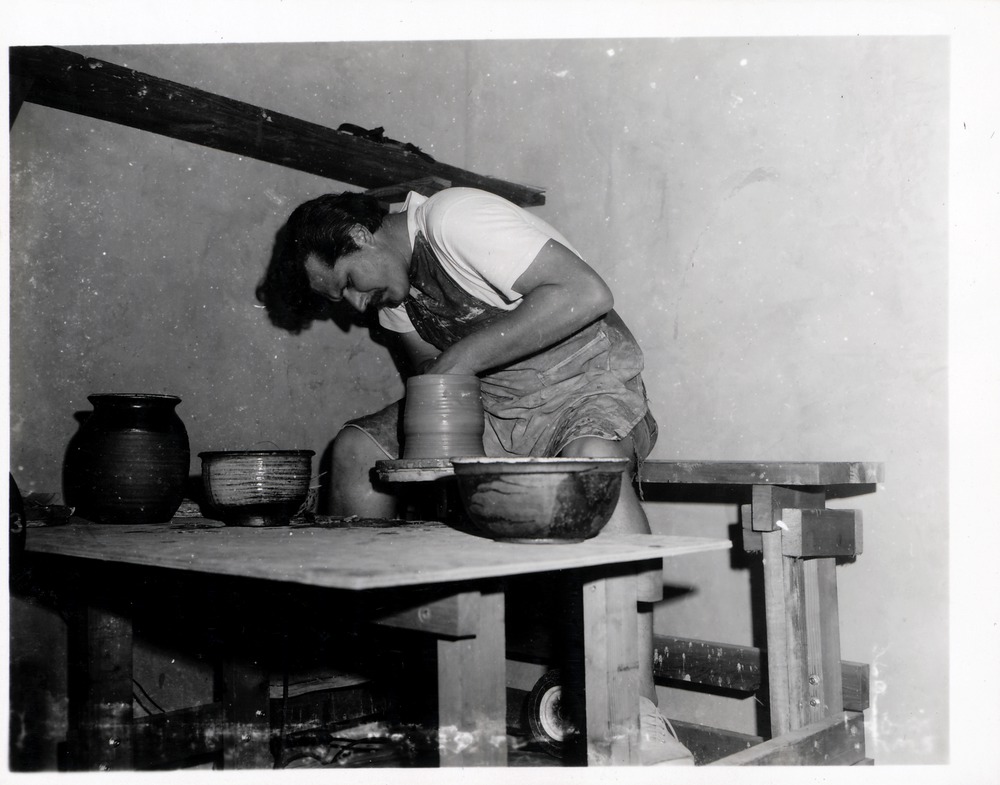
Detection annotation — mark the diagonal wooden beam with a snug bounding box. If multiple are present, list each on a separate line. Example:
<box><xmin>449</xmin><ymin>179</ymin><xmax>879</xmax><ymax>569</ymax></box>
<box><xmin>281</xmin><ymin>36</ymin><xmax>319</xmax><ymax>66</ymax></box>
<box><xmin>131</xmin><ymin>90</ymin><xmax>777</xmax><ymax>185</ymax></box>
<box><xmin>10</xmin><ymin>46</ymin><xmax>546</xmax><ymax>207</ymax></box>
<box><xmin>708</xmin><ymin>711</ymin><xmax>866</xmax><ymax>766</ymax></box>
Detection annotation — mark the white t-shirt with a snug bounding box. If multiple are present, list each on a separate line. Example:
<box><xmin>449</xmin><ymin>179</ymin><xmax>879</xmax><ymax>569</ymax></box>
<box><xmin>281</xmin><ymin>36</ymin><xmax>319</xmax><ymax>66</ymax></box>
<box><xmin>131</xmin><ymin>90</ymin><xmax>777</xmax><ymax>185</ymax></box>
<box><xmin>378</xmin><ymin>188</ymin><xmax>581</xmax><ymax>333</ymax></box>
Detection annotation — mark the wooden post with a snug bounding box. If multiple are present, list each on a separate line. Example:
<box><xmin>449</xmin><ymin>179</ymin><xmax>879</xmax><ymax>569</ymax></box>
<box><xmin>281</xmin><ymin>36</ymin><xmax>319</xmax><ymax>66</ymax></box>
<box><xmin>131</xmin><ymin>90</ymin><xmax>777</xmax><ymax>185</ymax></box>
<box><xmin>581</xmin><ymin>565</ymin><xmax>640</xmax><ymax>765</ymax></box>
<box><xmin>436</xmin><ymin>588</ymin><xmax>507</xmax><ymax>767</ymax></box>
<box><xmin>780</xmin><ymin>548</ymin><xmax>845</xmax><ymax>729</ymax></box>
<box><xmin>808</xmin><ymin>559</ymin><xmax>845</xmax><ymax>719</ymax></box>
<box><xmin>755</xmin><ymin>485</ymin><xmax>840</xmax><ymax>736</ymax></box>
<box><xmin>221</xmin><ymin>623</ymin><xmax>272</xmax><ymax>769</ymax></box>
<box><xmin>66</xmin><ymin>601</ymin><xmax>135</xmax><ymax>770</ymax></box>
<box><xmin>761</xmin><ymin>528</ymin><xmax>793</xmax><ymax>736</ymax></box>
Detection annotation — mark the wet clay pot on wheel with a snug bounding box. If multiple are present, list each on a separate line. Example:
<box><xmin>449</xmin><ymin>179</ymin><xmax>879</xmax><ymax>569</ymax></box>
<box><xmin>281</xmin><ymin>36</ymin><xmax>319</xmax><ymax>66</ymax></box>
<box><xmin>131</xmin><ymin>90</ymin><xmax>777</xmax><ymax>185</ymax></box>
<box><xmin>64</xmin><ymin>393</ymin><xmax>190</xmax><ymax>524</ymax></box>
<box><xmin>402</xmin><ymin>374</ymin><xmax>486</xmax><ymax>460</ymax></box>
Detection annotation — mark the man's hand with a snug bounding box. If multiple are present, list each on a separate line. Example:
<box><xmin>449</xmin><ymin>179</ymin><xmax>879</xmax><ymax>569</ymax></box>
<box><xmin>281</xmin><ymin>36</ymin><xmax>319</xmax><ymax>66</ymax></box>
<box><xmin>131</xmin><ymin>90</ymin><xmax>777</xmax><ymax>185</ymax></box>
<box><xmin>421</xmin><ymin>354</ymin><xmax>479</xmax><ymax>376</ymax></box>
<box><xmin>398</xmin><ymin>331</ymin><xmax>441</xmax><ymax>374</ymax></box>
<box><xmin>398</xmin><ymin>334</ymin><xmax>474</xmax><ymax>375</ymax></box>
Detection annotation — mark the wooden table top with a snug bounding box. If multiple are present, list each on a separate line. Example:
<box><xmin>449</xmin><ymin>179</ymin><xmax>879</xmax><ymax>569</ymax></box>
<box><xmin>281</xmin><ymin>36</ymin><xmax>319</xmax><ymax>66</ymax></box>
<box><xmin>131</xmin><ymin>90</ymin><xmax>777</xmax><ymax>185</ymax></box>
<box><xmin>25</xmin><ymin>517</ymin><xmax>730</xmax><ymax>591</ymax></box>
<box><xmin>638</xmin><ymin>460</ymin><xmax>884</xmax><ymax>486</ymax></box>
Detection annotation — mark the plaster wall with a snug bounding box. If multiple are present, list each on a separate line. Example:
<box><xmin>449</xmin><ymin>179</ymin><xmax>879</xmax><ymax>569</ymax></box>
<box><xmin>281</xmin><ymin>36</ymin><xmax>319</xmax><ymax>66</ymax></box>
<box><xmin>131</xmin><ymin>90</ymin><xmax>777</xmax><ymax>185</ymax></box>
<box><xmin>8</xmin><ymin>37</ymin><xmax>948</xmax><ymax>764</ymax></box>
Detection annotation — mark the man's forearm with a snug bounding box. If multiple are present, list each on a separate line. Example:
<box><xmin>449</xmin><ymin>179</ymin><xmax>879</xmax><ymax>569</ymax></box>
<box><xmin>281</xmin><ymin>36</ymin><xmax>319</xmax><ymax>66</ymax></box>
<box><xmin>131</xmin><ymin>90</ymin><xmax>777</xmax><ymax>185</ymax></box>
<box><xmin>427</xmin><ymin>282</ymin><xmax>611</xmax><ymax>375</ymax></box>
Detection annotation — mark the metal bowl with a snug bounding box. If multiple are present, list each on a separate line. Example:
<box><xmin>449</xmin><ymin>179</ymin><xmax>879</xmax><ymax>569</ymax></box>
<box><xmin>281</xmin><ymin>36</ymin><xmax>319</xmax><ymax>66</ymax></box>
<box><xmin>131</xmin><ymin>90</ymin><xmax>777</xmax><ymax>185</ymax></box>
<box><xmin>450</xmin><ymin>457</ymin><xmax>628</xmax><ymax>543</ymax></box>
<box><xmin>199</xmin><ymin>450</ymin><xmax>314</xmax><ymax>527</ymax></box>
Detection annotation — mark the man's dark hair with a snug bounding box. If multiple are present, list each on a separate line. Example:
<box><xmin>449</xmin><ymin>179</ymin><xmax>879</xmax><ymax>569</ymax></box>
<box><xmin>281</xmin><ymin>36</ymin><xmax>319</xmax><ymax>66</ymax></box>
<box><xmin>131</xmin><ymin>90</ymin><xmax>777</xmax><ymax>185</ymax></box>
<box><xmin>256</xmin><ymin>192</ymin><xmax>389</xmax><ymax>332</ymax></box>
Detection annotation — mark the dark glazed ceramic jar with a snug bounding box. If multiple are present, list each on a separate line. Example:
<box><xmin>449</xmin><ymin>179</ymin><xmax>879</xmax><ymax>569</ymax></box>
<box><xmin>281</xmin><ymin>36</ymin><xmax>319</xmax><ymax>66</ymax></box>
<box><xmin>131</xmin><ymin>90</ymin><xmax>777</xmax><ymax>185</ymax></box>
<box><xmin>65</xmin><ymin>394</ymin><xmax>190</xmax><ymax>524</ymax></box>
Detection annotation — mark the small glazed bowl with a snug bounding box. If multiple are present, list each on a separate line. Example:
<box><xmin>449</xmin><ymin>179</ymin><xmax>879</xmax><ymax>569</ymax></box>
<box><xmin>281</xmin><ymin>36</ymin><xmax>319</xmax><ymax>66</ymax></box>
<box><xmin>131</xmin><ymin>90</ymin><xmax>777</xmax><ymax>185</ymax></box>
<box><xmin>450</xmin><ymin>457</ymin><xmax>628</xmax><ymax>543</ymax></box>
<box><xmin>199</xmin><ymin>450</ymin><xmax>314</xmax><ymax>527</ymax></box>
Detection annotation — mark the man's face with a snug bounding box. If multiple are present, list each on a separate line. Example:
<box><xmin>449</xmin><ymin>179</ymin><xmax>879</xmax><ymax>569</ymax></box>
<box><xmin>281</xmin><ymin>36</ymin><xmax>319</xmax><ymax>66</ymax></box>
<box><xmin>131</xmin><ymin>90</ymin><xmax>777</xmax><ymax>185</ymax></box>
<box><xmin>305</xmin><ymin>248</ymin><xmax>407</xmax><ymax>314</ymax></box>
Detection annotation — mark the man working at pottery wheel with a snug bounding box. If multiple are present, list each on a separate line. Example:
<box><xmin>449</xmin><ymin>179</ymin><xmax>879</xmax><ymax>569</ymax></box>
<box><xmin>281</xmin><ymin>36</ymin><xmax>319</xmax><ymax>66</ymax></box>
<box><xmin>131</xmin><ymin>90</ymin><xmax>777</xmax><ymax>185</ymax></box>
<box><xmin>256</xmin><ymin>186</ymin><xmax>692</xmax><ymax>766</ymax></box>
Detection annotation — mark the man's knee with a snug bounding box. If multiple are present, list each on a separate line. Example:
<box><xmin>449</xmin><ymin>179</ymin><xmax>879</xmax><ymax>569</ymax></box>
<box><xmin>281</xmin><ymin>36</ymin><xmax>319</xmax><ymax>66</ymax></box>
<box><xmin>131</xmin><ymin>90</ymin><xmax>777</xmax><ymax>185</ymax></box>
<box><xmin>559</xmin><ymin>435</ymin><xmax>630</xmax><ymax>460</ymax></box>
<box><xmin>331</xmin><ymin>426</ymin><xmax>383</xmax><ymax>472</ymax></box>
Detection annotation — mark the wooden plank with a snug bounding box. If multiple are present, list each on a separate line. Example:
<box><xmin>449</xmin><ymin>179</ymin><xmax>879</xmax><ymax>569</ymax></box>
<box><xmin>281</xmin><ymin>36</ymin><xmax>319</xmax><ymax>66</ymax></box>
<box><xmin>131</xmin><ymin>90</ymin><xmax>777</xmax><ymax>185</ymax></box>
<box><xmin>668</xmin><ymin>719</ymin><xmax>763</xmax><ymax>765</ymax></box>
<box><xmin>652</xmin><ymin>635</ymin><xmax>762</xmax><ymax>692</ymax></box>
<box><xmin>66</xmin><ymin>601</ymin><xmax>134</xmax><ymax>770</ymax></box>
<box><xmin>371</xmin><ymin>591</ymin><xmax>480</xmax><ymax>638</ymax></box>
<box><xmin>783</xmin><ymin>554</ymin><xmax>814</xmax><ymax>729</ymax></box>
<box><xmin>25</xmin><ymin>519</ymin><xmax>729</xmax><ymax>591</ymax></box>
<box><xmin>761</xmin><ymin>528</ymin><xmax>793</xmax><ymax>737</ymax></box>
<box><xmin>267</xmin><ymin>670</ymin><xmax>370</xmax><ymax>700</ymax></box>
<box><xmin>270</xmin><ymin>682</ymin><xmax>389</xmax><ymax>734</ymax></box>
<box><xmin>132</xmin><ymin>702</ymin><xmax>223</xmax><ymax>768</ymax></box>
<box><xmin>740</xmin><ymin>504</ymin><xmax>762</xmax><ymax>553</ymax></box>
<box><xmin>10</xmin><ymin>46</ymin><xmax>546</xmax><ymax>207</ymax></box>
<box><xmin>757</xmin><ymin>486</ymin><xmax>843</xmax><ymax>734</ymax></box>
<box><xmin>709</xmin><ymin>711</ymin><xmax>866</xmax><ymax>766</ymax></box>
<box><xmin>814</xmin><ymin>559</ymin><xmax>845</xmax><ymax>716</ymax></box>
<box><xmin>842</xmin><ymin>661</ymin><xmax>870</xmax><ymax>712</ymax></box>
<box><xmin>364</xmin><ymin>176</ymin><xmax>452</xmax><ymax>202</ymax></box>
<box><xmin>506</xmin><ymin>686</ymin><xmax>531</xmax><ymax>734</ymax></box>
<box><xmin>752</xmin><ymin>485</ymin><xmax>825</xmax><ymax>532</ymax></box>
<box><xmin>582</xmin><ymin>568</ymin><xmax>640</xmax><ymax>765</ymax></box>
<box><xmin>639</xmin><ymin>461</ymin><xmax>884</xmax><ymax>486</ymax></box>
<box><xmin>781</xmin><ymin>508</ymin><xmax>862</xmax><ymax>558</ymax></box>
<box><xmin>221</xmin><ymin>632</ymin><xmax>272</xmax><ymax>769</ymax></box>
<box><xmin>783</xmin><ymin>556</ymin><xmax>845</xmax><ymax>728</ymax></box>
<box><xmin>801</xmin><ymin>559</ymin><xmax>828</xmax><ymax>724</ymax></box>
<box><xmin>436</xmin><ymin>589</ymin><xmax>507</xmax><ymax>766</ymax></box>
<box><xmin>652</xmin><ymin>635</ymin><xmax>866</xmax><ymax>709</ymax></box>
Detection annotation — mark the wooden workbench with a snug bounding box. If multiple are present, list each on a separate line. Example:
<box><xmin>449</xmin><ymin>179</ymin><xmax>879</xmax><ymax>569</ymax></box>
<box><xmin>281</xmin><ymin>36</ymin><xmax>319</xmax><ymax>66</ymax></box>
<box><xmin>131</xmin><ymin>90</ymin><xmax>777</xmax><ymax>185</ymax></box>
<box><xmin>24</xmin><ymin>516</ymin><xmax>728</xmax><ymax>770</ymax></box>
<box><xmin>637</xmin><ymin>460</ymin><xmax>883</xmax><ymax>765</ymax></box>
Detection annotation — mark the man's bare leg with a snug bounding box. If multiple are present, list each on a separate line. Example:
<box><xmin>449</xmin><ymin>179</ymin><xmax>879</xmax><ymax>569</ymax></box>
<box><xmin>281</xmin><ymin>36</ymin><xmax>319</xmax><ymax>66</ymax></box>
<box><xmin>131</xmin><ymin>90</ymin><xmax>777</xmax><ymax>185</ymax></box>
<box><xmin>327</xmin><ymin>426</ymin><xmax>397</xmax><ymax>518</ymax></box>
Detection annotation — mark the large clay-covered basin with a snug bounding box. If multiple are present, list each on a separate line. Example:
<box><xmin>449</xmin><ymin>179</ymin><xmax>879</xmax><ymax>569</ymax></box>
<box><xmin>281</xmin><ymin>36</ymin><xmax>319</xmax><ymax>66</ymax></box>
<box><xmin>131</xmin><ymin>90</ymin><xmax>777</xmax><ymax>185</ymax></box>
<box><xmin>450</xmin><ymin>457</ymin><xmax>627</xmax><ymax>543</ymax></box>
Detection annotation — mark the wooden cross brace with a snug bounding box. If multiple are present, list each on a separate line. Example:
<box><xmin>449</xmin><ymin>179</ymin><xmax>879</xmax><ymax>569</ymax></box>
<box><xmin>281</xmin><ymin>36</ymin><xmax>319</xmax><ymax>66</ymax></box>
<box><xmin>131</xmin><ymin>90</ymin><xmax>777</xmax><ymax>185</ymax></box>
<box><xmin>741</xmin><ymin>505</ymin><xmax>863</xmax><ymax>559</ymax></box>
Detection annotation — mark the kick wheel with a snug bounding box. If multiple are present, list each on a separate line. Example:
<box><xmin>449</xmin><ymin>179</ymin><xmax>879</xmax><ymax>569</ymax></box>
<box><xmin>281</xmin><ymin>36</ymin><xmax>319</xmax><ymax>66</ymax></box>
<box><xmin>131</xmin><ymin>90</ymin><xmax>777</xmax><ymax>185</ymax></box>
<box><xmin>525</xmin><ymin>669</ymin><xmax>575</xmax><ymax>758</ymax></box>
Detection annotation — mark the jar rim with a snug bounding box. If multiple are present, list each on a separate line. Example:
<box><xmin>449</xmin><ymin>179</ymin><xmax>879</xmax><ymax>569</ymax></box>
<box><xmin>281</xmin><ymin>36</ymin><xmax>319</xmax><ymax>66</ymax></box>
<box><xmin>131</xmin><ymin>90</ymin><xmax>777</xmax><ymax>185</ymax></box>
<box><xmin>406</xmin><ymin>374</ymin><xmax>479</xmax><ymax>386</ymax></box>
<box><xmin>88</xmin><ymin>393</ymin><xmax>182</xmax><ymax>403</ymax></box>
<box><xmin>199</xmin><ymin>450</ymin><xmax>315</xmax><ymax>458</ymax></box>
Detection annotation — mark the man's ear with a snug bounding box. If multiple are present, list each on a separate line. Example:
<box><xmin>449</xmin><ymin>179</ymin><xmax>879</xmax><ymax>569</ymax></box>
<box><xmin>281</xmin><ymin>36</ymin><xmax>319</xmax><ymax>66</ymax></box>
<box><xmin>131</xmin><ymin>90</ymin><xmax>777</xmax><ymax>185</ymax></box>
<box><xmin>348</xmin><ymin>225</ymin><xmax>371</xmax><ymax>247</ymax></box>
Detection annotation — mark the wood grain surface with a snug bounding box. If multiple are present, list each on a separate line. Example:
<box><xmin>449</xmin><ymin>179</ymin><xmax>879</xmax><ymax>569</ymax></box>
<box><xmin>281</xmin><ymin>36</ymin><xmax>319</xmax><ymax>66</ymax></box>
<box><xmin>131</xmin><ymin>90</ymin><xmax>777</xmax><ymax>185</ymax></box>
<box><xmin>11</xmin><ymin>46</ymin><xmax>545</xmax><ymax>207</ymax></box>
<box><xmin>375</xmin><ymin>458</ymin><xmax>455</xmax><ymax>482</ymax></box>
<box><xmin>26</xmin><ymin>518</ymin><xmax>729</xmax><ymax>591</ymax></box>
<box><xmin>639</xmin><ymin>461</ymin><xmax>884</xmax><ymax>486</ymax></box>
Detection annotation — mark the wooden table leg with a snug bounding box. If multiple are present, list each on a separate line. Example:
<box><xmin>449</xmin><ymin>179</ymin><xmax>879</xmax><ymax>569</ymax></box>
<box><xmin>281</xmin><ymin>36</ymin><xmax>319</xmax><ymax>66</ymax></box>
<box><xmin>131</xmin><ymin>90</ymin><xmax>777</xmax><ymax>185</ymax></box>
<box><xmin>221</xmin><ymin>624</ymin><xmax>272</xmax><ymax>769</ymax></box>
<box><xmin>66</xmin><ymin>600</ymin><xmax>134</xmax><ymax>770</ymax></box>
<box><xmin>761</xmin><ymin>527</ymin><xmax>794</xmax><ymax>736</ymax></box>
<box><xmin>435</xmin><ymin>587</ymin><xmax>507</xmax><ymax>766</ymax></box>
<box><xmin>756</xmin><ymin>485</ymin><xmax>847</xmax><ymax>736</ymax></box>
<box><xmin>581</xmin><ymin>565</ymin><xmax>640</xmax><ymax>765</ymax></box>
